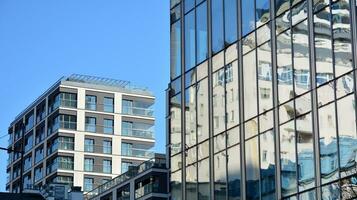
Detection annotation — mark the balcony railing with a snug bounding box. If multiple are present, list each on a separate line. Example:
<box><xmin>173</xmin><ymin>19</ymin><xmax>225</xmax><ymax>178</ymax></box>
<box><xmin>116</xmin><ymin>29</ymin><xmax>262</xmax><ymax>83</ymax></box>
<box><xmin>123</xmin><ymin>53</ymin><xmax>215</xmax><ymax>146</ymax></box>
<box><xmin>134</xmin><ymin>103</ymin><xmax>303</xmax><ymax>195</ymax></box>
<box><xmin>58</xmin><ymin>141</ymin><xmax>74</xmax><ymax>151</ymax></box>
<box><xmin>121</xmin><ymin>148</ymin><xmax>154</xmax><ymax>158</ymax></box>
<box><xmin>60</xmin><ymin>99</ymin><xmax>77</xmax><ymax>108</ymax></box>
<box><xmin>135</xmin><ymin>183</ymin><xmax>159</xmax><ymax>199</ymax></box>
<box><xmin>122</xmin><ymin>106</ymin><xmax>154</xmax><ymax>117</ymax></box>
<box><xmin>47</xmin><ymin>161</ymin><xmax>74</xmax><ymax>174</ymax></box>
<box><xmin>121</xmin><ymin>128</ymin><xmax>154</xmax><ymax>139</ymax></box>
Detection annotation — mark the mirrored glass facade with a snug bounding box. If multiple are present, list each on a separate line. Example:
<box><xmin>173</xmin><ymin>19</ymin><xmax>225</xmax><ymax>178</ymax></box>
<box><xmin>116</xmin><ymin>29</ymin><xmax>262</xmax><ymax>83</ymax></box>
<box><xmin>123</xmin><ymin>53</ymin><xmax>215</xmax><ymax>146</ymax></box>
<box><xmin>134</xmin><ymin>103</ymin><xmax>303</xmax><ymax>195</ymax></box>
<box><xmin>168</xmin><ymin>0</ymin><xmax>357</xmax><ymax>199</ymax></box>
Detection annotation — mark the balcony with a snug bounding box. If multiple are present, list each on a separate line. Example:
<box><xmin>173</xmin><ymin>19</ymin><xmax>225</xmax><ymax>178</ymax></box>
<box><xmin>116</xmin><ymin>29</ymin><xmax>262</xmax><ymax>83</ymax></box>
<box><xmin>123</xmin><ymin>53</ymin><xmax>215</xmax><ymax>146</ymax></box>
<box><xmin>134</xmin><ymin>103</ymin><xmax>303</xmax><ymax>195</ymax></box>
<box><xmin>122</xmin><ymin>128</ymin><xmax>154</xmax><ymax>139</ymax></box>
<box><xmin>121</xmin><ymin>148</ymin><xmax>154</xmax><ymax>159</ymax></box>
<box><xmin>122</xmin><ymin>106</ymin><xmax>154</xmax><ymax>117</ymax></box>
<box><xmin>58</xmin><ymin>140</ymin><xmax>74</xmax><ymax>151</ymax></box>
<box><xmin>60</xmin><ymin>99</ymin><xmax>77</xmax><ymax>108</ymax></box>
<box><xmin>135</xmin><ymin>183</ymin><xmax>159</xmax><ymax>199</ymax></box>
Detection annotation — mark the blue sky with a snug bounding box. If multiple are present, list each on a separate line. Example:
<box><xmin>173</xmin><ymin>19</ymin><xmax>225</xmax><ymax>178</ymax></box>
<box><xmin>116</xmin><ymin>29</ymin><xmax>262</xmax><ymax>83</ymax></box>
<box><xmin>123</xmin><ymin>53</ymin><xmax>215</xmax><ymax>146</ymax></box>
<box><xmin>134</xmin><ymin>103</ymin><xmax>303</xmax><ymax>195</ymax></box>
<box><xmin>0</xmin><ymin>0</ymin><xmax>169</xmax><ymax>191</ymax></box>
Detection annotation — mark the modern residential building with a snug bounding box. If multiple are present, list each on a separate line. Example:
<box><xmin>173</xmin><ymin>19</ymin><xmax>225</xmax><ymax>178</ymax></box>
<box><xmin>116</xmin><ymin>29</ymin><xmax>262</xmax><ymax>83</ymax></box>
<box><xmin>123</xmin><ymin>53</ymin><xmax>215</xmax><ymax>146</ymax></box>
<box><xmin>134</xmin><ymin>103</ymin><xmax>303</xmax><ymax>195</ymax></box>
<box><xmin>85</xmin><ymin>154</ymin><xmax>168</xmax><ymax>200</ymax></box>
<box><xmin>6</xmin><ymin>74</ymin><xmax>156</xmax><ymax>193</ymax></box>
<box><xmin>168</xmin><ymin>0</ymin><xmax>357</xmax><ymax>199</ymax></box>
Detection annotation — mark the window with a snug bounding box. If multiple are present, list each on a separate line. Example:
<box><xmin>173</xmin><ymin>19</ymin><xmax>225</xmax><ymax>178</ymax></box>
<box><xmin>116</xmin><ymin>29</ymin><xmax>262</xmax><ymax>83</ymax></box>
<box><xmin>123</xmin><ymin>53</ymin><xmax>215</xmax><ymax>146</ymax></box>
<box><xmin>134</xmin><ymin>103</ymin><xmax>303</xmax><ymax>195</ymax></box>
<box><xmin>57</xmin><ymin>156</ymin><xmax>74</xmax><ymax>170</ymax></box>
<box><xmin>58</xmin><ymin>137</ymin><xmax>74</xmax><ymax>150</ymax></box>
<box><xmin>84</xmin><ymin>178</ymin><xmax>94</xmax><ymax>192</ymax></box>
<box><xmin>103</xmin><ymin>97</ymin><xmax>114</xmax><ymax>113</ymax></box>
<box><xmin>24</xmin><ymin>134</ymin><xmax>33</xmax><ymax>152</ymax></box>
<box><xmin>196</xmin><ymin>1</ymin><xmax>208</xmax><ymax>64</ymax></box>
<box><xmin>84</xmin><ymin>158</ymin><xmax>94</xmax><ymax>172</ymax></box>
<box><xmin>224</xmin><ymin>0</ymin><xmax>237</xmax><ymax>44</ymax></box>
<box><xmin>84</xmin><ymin>139</ymin><xmax>94</xmax><ymax>152</ymax></box>
<box><xmin>35</xmin><ymin>147</ymin><xmax>44</xmax><ymax>163</ymax></box>
<box><xmin>121</xmin><ymin>162</ymin><xmax>133</xmax><ymax>173</ymax></box>
<box><xmin>34</xmin><ymin>166</ymin><xmax>43</xmax><ymax>182</ymax></box>
<box><xmin>60</xmin><ymin>93</ymin><xmax>77</xmax><ymax>108</ymax></box>
<box><xmin>212</xmin><ymin>0</ymin><xmax>224</xmax><ymax>54</ymax></box>
<box><xmin>103</xmin><ymin>119</ymin><xmax>114</xmax><ymax>134</ymax></box>
<box><xmin>103</xmin><ymin>160</ymin><xmax>112</xmax><ymax>173</ymax></box>
<box><xmin>242</xmin><ymin>0</ymin><xmax>255</xmax><ymax>36</ymax></box>
<box><xmin>60</xmin><ymin>115</ymin><xmax>76</xmax><ymax>130</ymax></box>
<box><xmin>227</xmin><ymin>145</ymin><xmax>240</xmax><ymax>199</ymax></box>
<box><xmin>85</xmin><ymin>95</ymin><xmax>97</xmax><ymax>110</ymax></box>
<box><xmin>24</xmin><ymin>156</ymin><xmax>32</xmax><ymax>171</ymax></box>
<box><xmin>25</xmin><ymin>113</ymin><xmax>34</xmax><ymax>132</ymax></box>
<box><xmin>103</xmin><ymin>140</ymin><xmax>112</xmax><ymax>154</ymax></box>
<box><xmin>85</xmin><ymin>117</ymin><xmax>96</xmax><ymax>132</ymax></box>
<box><xmin>185</xmin><ymin>10</ymin><xmax>196</xmax><ymax>70</ymax></box>
<box><xmin>170</xmin><ymin>20</ymin><xmax>181</xmax><ymax>80</ymax></box>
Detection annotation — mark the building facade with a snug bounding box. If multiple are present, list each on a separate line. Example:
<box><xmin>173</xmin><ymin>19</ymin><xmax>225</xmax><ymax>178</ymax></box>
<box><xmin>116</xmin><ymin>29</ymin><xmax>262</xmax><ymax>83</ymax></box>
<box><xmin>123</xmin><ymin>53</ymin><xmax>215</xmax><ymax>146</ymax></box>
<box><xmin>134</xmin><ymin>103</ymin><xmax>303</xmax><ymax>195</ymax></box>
<box><xmin>85</xmin><ymin>154</ymin><xmax>168</xmax><ymax>200</ymax></box>
<box><xmin>168</xmin><ymin>0</ymin><xmax>357</xmax><ymax>199</ymax></box>
<box><xmin>6</xmin><ymin>74</ymin><xmax>155</xmax><ymax>193</ymax></box>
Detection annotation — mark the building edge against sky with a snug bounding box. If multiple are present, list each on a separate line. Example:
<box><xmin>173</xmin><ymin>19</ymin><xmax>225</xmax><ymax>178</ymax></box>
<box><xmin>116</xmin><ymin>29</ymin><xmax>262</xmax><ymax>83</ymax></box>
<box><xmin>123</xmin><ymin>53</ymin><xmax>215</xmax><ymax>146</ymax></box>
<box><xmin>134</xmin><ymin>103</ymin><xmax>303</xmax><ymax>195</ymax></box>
<box><xmin>6</xmin><ymin>74</ymin><xmax>156</xmax><ymax>193</ymax></box>
<box><xmin>168</xmin><ymin>0</ymin><xmax>357</xmax><ymax>199</ymax></box>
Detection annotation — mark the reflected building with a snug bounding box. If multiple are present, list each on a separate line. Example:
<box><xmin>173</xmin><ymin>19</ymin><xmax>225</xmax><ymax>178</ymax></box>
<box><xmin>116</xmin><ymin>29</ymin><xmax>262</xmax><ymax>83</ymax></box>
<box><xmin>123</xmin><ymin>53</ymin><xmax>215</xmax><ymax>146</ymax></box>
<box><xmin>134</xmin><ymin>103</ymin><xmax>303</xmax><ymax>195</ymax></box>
<box><xmin>168</xmin><ymin>0</ymin><xmax>357</xmax><ymax>199</ymax></box>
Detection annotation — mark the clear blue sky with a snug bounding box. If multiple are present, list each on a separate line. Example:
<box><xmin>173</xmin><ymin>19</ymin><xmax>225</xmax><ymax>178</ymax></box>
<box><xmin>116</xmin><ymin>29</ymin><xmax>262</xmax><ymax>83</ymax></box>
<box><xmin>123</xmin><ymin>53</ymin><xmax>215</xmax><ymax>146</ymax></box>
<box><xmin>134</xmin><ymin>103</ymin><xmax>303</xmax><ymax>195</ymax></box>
<box><xmin>0</xmin><ymin>0</ymin><xmax>169</xmax><ymax>191</ymax></box>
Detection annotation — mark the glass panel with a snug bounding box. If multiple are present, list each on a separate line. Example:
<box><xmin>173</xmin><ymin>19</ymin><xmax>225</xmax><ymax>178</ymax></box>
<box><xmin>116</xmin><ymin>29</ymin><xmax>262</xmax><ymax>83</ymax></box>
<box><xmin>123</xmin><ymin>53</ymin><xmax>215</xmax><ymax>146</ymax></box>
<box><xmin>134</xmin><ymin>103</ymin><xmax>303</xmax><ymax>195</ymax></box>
<box><xmin>260</xmin><ymin>130</ymin><xmax>276</xmax><ymax>200</ymax></box>
<box><xmin>256</xmin><ymin>0</ymin><xmax>270</xmax><ymax>27</ymax></box>
<box><xmin>296</xmin><ymin>113</ymin><xmax>315</xmax><ymax>191</ymax></box>
<box><xmin>185</xmin><ymin>86</ymin><xmax>197</xmax><ymax>147</ymax></box>
<box><xmin>185</xmin><ymin>10</ymin><xmax>196</xmax><ymax>71</ymax></box>
<box><xmin>214</xmin><ymin>152</ymin><xmax>227</xmax><ymax>200</ymax></box>
<box><xmin>227</xmin><ymin>145</ymin><xmax>241</xmax><ymax>200</ymax></box>
<box><xmin>280</xmin><ymin>120</ymin><xmax>297</xmax><ymax>197</ymax></box>
<box><xmin>277</xmin><ymin>30</ymin><xmax>293</xmax><ymax>104</ymax></box>
<box><xmin>276</xmin><ymin>0</ymin><xmax>290</xmax><ymax>16</ymax></box>
<box><xmin>317</xmin><ymin>83</ymin><xmax>335</xmax><ymax>106</ymax></box>
<box><xmin>299</xmin><ymin>189</ymin><xmax>316</xmax><ymax>200</ymax></box>
<box><xmin>212</xmin><ymin>0</ymin><xmax>224</xmax><ymax>53</ymax></box>
<box><xmin>246</xmin><ymin>137</ymin><xmax>259</xmax><ymax>200</ymax></box>
<box><xmin>171</xmin><ymin>21</ymin><xmax>181</xmax><ymax>79</ymax></box>
<box><xmin>242</xmin><ymin>0</ymin><xmax>255</xmax><ymax>36</ymax></box>
<box><xmin>170</xmin><ymin>94</ymin><xmax>182</xmax><ymax>155</ymax></box>
<box><xmin>332</xmin><ymin>0</ymin><xmax>352</xmax><ymax>77</ymax></box>
<box><xmin>197</xmin><ymin>78</ymin><xmax>209</xmax><ymax>142</ymax></box>
<box><xmin>198</xmin><ymin>158</ymin><xmax>210</xmax><ymax>199</ymax></box>
<box><xmin>214</xmin><ymin>133</ymin><xmax>226</xmax><ymax>153</ymax></box>
<box><xmin>257</xmin><ymin>42</ymin><xmax>273</xmax><ymax>114</ymax></box>
<box><xmin>291</xmin><ymin>1</ymin><xmax>307</xmax><ymax>26</ymax></box>
<box><xmin>245</xmin><ymin>118</ymin><xmax>258</xmax><ymax>139</ymax></box>
<box><xmin>293</xmin><ymin>20</ymin><xmax>310</xmax><ymax>95</ymax></box>
<box><xmin>337</xmin><ymin>94</ymin><xmax>357</xmax><ymax>177</ymax></box>
<box><xmin>224</xmin><ymin>0</ymin><xmax>237</xmax><ymax>44</ymax></box>
<box><xmin>319</xmin><ymin>103</ymin><xmax>338</xmax><ymax>184</ymax></box>
<box><xmin>322</xmin><ymin>182</ymin><xmax>340</xmax><ymax>200</ymax></box>
<box><xmin>185</xmin><ymin>0</ymin><xmax>195</xmax><ymax>13</ymax></box>
<box><xmin>171</xmin><ymin>170</ymin><xmax>182</xmax><ymax>200</ymax></box>
<box><xmin>226</xmin><ymin>61</ymin><xmax>239</xmax><ymax>129</ymax></box>
<box><xmin>336</xmin><ymin>72</ymin><xmax>354</xmax><ymax>99</ymax></box>
<box><xmin>186</xmin><ymin>164</ymin><xmax>197</xmax><ymax>200</ymax></box>
<box><xmin>197</xmin><ymin>2</ymin><xmax>208</xmax><ymax>64</ymax></box>
<box><xmin>243</xmin><ymin>50</ymin><xmax>257</xmax><ymax>120</ymax></box>
<box><xmin>213</xmin><ymin>68</ymin><xmax>226</xmax><ymax>135</ymax></box>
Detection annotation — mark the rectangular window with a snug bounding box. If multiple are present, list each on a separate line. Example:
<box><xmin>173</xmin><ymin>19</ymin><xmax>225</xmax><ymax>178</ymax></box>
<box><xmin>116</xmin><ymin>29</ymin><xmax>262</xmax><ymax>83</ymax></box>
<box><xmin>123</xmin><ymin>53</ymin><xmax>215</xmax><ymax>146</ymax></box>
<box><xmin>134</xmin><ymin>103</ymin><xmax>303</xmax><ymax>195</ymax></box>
<box><xmin>60</xmin><ymin>115</ymin><xmax>77</xmax><ymax>130</ymax></box>
<box><xmin>224</xmin><ymin>0</ymin><xmax>237</xmax><ymax>44</ymax></box>
<box><xmin>246</xmin><ymin>137</ymin><xmax>259</xmax><ymax>200</ymax></box>
<box><xmin>103</xmin><ymin>119</ymin><xmax>114</xmax><ymax>134</ymax></box>
<box><xmin>212</xmin><ymin>0</ymin><xmax>224</xmax><ymax>54</ymax></box>
<box><xmin>60</xmin><ymin>92</ymin><xmax>77</xmax><ymax>108</ymax></box>
<box><xmin>121</xmin><ymin>161</ymin><xmax>133</xmax><ymax>173</ymax></box>
<box><xmin>85</xmin><ymin>95</ymin><xmax>97</xmax><ymax>110</ymax></box>
<box><xmin>58</xmin><ymin>136</ymin><xmax>74</xmax><ymax>150</ymax></box>
<box><xmin>242</xmin><ymin>0</ymin><xmax>255</xmax><ymax>36</ymax></box>
<box><xmin>103</xmin><ymin>97</ymin><xmax>114</xmax><ymax>113</ymax></box>
<box><xmin>170</xmin><ymin>20</ymin><xmax>181</xmax><ymax>80</ymax></box>
<box><xmin>103</xmin><ymin>160</ymin><xmax>112</xmax><ymax>173</ymax></box>
<box><xmin>227</xmin><ymin>145</ymin><xmax>240</xmax><ymax>199</ymax></box>
<box><xmin>84</xmin><ymin>139</ymin><xmax>94</xmax><ymax>153</ymax></box>
<box><xmin>185</xmin><ymin>10</ymin><xmax>196</xmax><ymax>70</ymax></box>
<box><xmin>243</xmin><ymin>50</ymin><xmax>258</xmax><ymax>120</ymax></box>
<box><xmin>85</xmin><ymin>117</ymin><xmax>96</xmax><ymax>132</ymax></box>
<box><xmin>196</xmin><ymin>1</ymin><xmax>208</xmax><ymax>64</ymax></box>
<box><xmin>84</xmin><ymin>158</ymin><xmax>94</xmax><ymax>172</ymax></box>
<box><xmin>103</xmin><ymin>140</ymin><xmax>112</xmax><ymax>154</ymax></box>
<box><xmin>84</xmin><ymin>178</ymin><xmax>94</xmax><ymax>192</ymax></box>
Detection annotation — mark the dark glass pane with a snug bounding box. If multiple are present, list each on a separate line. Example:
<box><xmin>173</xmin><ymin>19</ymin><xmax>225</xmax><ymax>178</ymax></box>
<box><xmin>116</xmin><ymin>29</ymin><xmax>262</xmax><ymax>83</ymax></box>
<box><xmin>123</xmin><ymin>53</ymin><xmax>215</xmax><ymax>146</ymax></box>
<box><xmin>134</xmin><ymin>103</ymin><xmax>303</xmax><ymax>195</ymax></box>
<box><xmin>224</xmin><ymin>0</ymin><xmax>237</xmax><ymax>44</ymax></box>
<box><xmin>214</xmin><ymin>152</ymin><xmax>227</xmax><ymax>200</ymax></box>
<box><xmin>242</xmin><ymin>0</ymin><xmax>255</xmax><ymax>36</ymax></box>
<box><xmin>198</xmin><ymin>159</ymin><xmax>210</xmax><ymax>199</ymax></box>
<box><xmin>185</xmin><ymin>0</ymin><xmax>195</xmax><ymax>13</ymax></box>
<box><xmin>171</xmin><ymin>4</ymin><xmax>181</xmax><ymax>23</ymax></box>
<box><xmin>276</xmin><ymin>0</ymin><xmax>290</xmax><ymax>16</ymax></box>
<box><xmin>321</xmin><ymin>182</ymin><xmax>340</xmax><ymax>200</ymax></box>
<box><xmin>246</xmin><ymin>137</ymin><xmax>259</xmax><ymax>200</ymax></box>
<box><xmin>186</xmin><ymin>164</ymin><xmax>197</xmax><ymax>200</ymax></box>
<box><xmin>197</xmin><ymin>2</ymin><xmax>208</xmax><ymax>63</ymax></box>
<box><xmin>185</xmin><ymin>11</ymin><xmax>196</xmax><ymax>71</ymax></box>
<box><xmin>228</xmin><ymin>145</ymin><xmax>241</xmax><ymax>200</ymax></box>
<box><xmin>212</xmin><ymin>0</ymin><xmax>224</xmax><ymax>53</ymax></box>
<box><xmin>171</xmin><ymin>170</ymin><xmax>182</xmax><ymax>200</ymax></box>
<box><xmin>260</xmin><ymin>130</ymin><xmax>276</xmax><ymax>200</ymax></box>
<box><xmin>171</xmin><ymin>21</ymin><xmax>181</xmax><ymax>79</ymax></box>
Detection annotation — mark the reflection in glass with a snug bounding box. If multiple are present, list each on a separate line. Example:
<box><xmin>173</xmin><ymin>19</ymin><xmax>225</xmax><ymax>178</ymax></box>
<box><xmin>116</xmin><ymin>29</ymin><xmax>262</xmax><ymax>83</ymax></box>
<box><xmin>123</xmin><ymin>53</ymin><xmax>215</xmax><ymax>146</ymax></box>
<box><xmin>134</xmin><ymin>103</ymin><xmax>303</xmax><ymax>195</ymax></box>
<box><xmin>171</xmin><ymin>170</ymin><xmax>182</xmax><ymax>200</ymax></box>
<box><xmin>260</xmin><ymin>130</ymin><xmax>276</xmax><ymax>199</ymax></box>
<box><xmin>226</xmin><ymin>61</ymin><xmax>239</xmax><ymax>129</ymax></box>
<box><xmin>246</xmin><ymin>137</ymin><xmax>259</xmax><ymax>200</ymax></box>
<box><xmin>322</xmin><ymin>182</ymin><xmax>340</xmax><ymax>200</ymax></box>
<box><xmin>170</xmin><ymin>94</ymin><xmax>182</xmax><ymax>155</ymax></box>
<box><xmin>227</xmin><ymin>126</ymin><xmax>240</xmax><ymax>147</ymax></box>
<box><xmin>213</xmin><ymin>68</ymin><xmax>226</xmax><ymax>135</ymax></box>
<box><xmin>314</xmin><ymin>7</ymin><xmax>333</xmax><ymax>86</ymax></box>
<box><xmin>214</xmin><ymin>152</ymin><xmax>227</xmax><ymax>200</ymax></box>
<box><xmin>258</xmin><ymin>42</ymin><xmax>273</xmax><ymax>114</ymax></box>
<box><xmin>243</xmin><ymin>50</ymin><xmax>257</xmax><ymax>120</ymax></box>
<box><xmin>214</xmin><ymin>133</ymin><xmax>226</xmax><ymax>153</ymax></box>
<box><xmin>256</xmin><ymin>0</ymin><xmax>270</xmax><ymax>27</ymax></box>
<box><xmin>319</xmin><ymin>103</ymin><xmax>338</xmax><ymax>184</ymax></box>
<box><xmin>299</xmin><ymin>189</ymin><xmax>316</xmax><ymax>200</ymax></box>
<box><xmin>197</xmin><ymin>78</ymin><xmax>209</xmax><ymax>142</ymax></box>
<box><xmin>295</xmin><ymin>92</ymin><xmax>311</xmax><ymax>116</ymax></box>
<box><xmin>277</xmin><ymin>31</ymin><xmax>293</xmax><ymax>104</ymax></box>
<box><xmin>245</xmin><ymin>118</ymin><xmax>258</xmax><ymax>139</ymax></box>
<box><xmin>170</xmin><ymin>21</ymin><xmax>181</xmax><ymax>80</ymax></box>
<box><xmin>317</xmin><ymin>83</ymin><xmax>334</xmax><ymax>106</ymax></box>
<box><xmin>242</xmin><ymin>0</ymin><xmax>255</xmax><ymax>36</ymax></box>
<box><xmin>337</xmin><ymin>94</ymin><xmax>357</xmax><ymax>177</ymax></box>
<box><xmin>276</xmin><ymin>0</ymin><xmax>290</xmax><ymax>16</ymax></box>
<box><xmin>293</xmin><ymin>20</ymin><xmax>310</xmax><ymax>95</ymax></box>
<box><xmin>296</xmin><ymin>113</ymin><xmax>315</xmax><ymax>191</ymax></box>
<box><xmin>197</xmin><ymin>2</ymin><xmax>208</xmax><ymax>64</ymax></box>
<box><xmin>212</xmin><ymin>0</ymin><xmax>224</xmax><ymax>53</ymax></box>
<box><xmin>185</xmin><ymin>0</ymin><xmax>195</xmax><ymax>13</ymax></box>
<box><xmin>185</xmin><ymin>86</ymin><xmax>196</xmax><ymax>147</ymax></box>
<box><xmin>185</xmin><ymin>11</ymin><xmax>196</xmax><ymax>71</ymax></box>
<box><xmin>198</xmin><ymin>159</ymin><xmax>210</xmax><ymax>199</ymax></box>
<box><xmin>336</xmin><ymin>72</ymin><xmax>354</xmax><ymax>99</ymax></box>
<box><xmin>291</xmin><ymin>1</ymin><xmax>307</xmax><ymax>26</ymax></box>
<box><xmin>228</xmin><ymin>145</ymin><xmax>241</xmax><ymax>200</ymax></box>
<box><xmin>224</xmin><ymin>0</ymin><xmax>237</xmax><ymax>44</ymax></box>
<box><xmin>332</xmin><ymin>0</ymin><xmax>352</xmax><ymax>77</ymax></box>
<box><xmin>280</xmin><ymin>121</ymin><xmax>297</xmax><ymax>197</ymax></box>
<box><xmin>186</xmin><ymin>164</ymin><xmax>197</xmax><ymax>200</ymax></box>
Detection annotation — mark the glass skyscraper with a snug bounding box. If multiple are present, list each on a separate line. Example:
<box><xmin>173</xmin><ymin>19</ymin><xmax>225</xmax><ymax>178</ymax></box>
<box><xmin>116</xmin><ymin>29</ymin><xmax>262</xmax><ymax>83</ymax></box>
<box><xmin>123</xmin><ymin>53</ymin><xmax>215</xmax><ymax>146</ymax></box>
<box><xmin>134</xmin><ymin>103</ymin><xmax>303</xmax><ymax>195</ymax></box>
<box><xmin>168</xmin><ymin>0</ymin><xmax>357</xmax><ymax>199</ymax></box>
